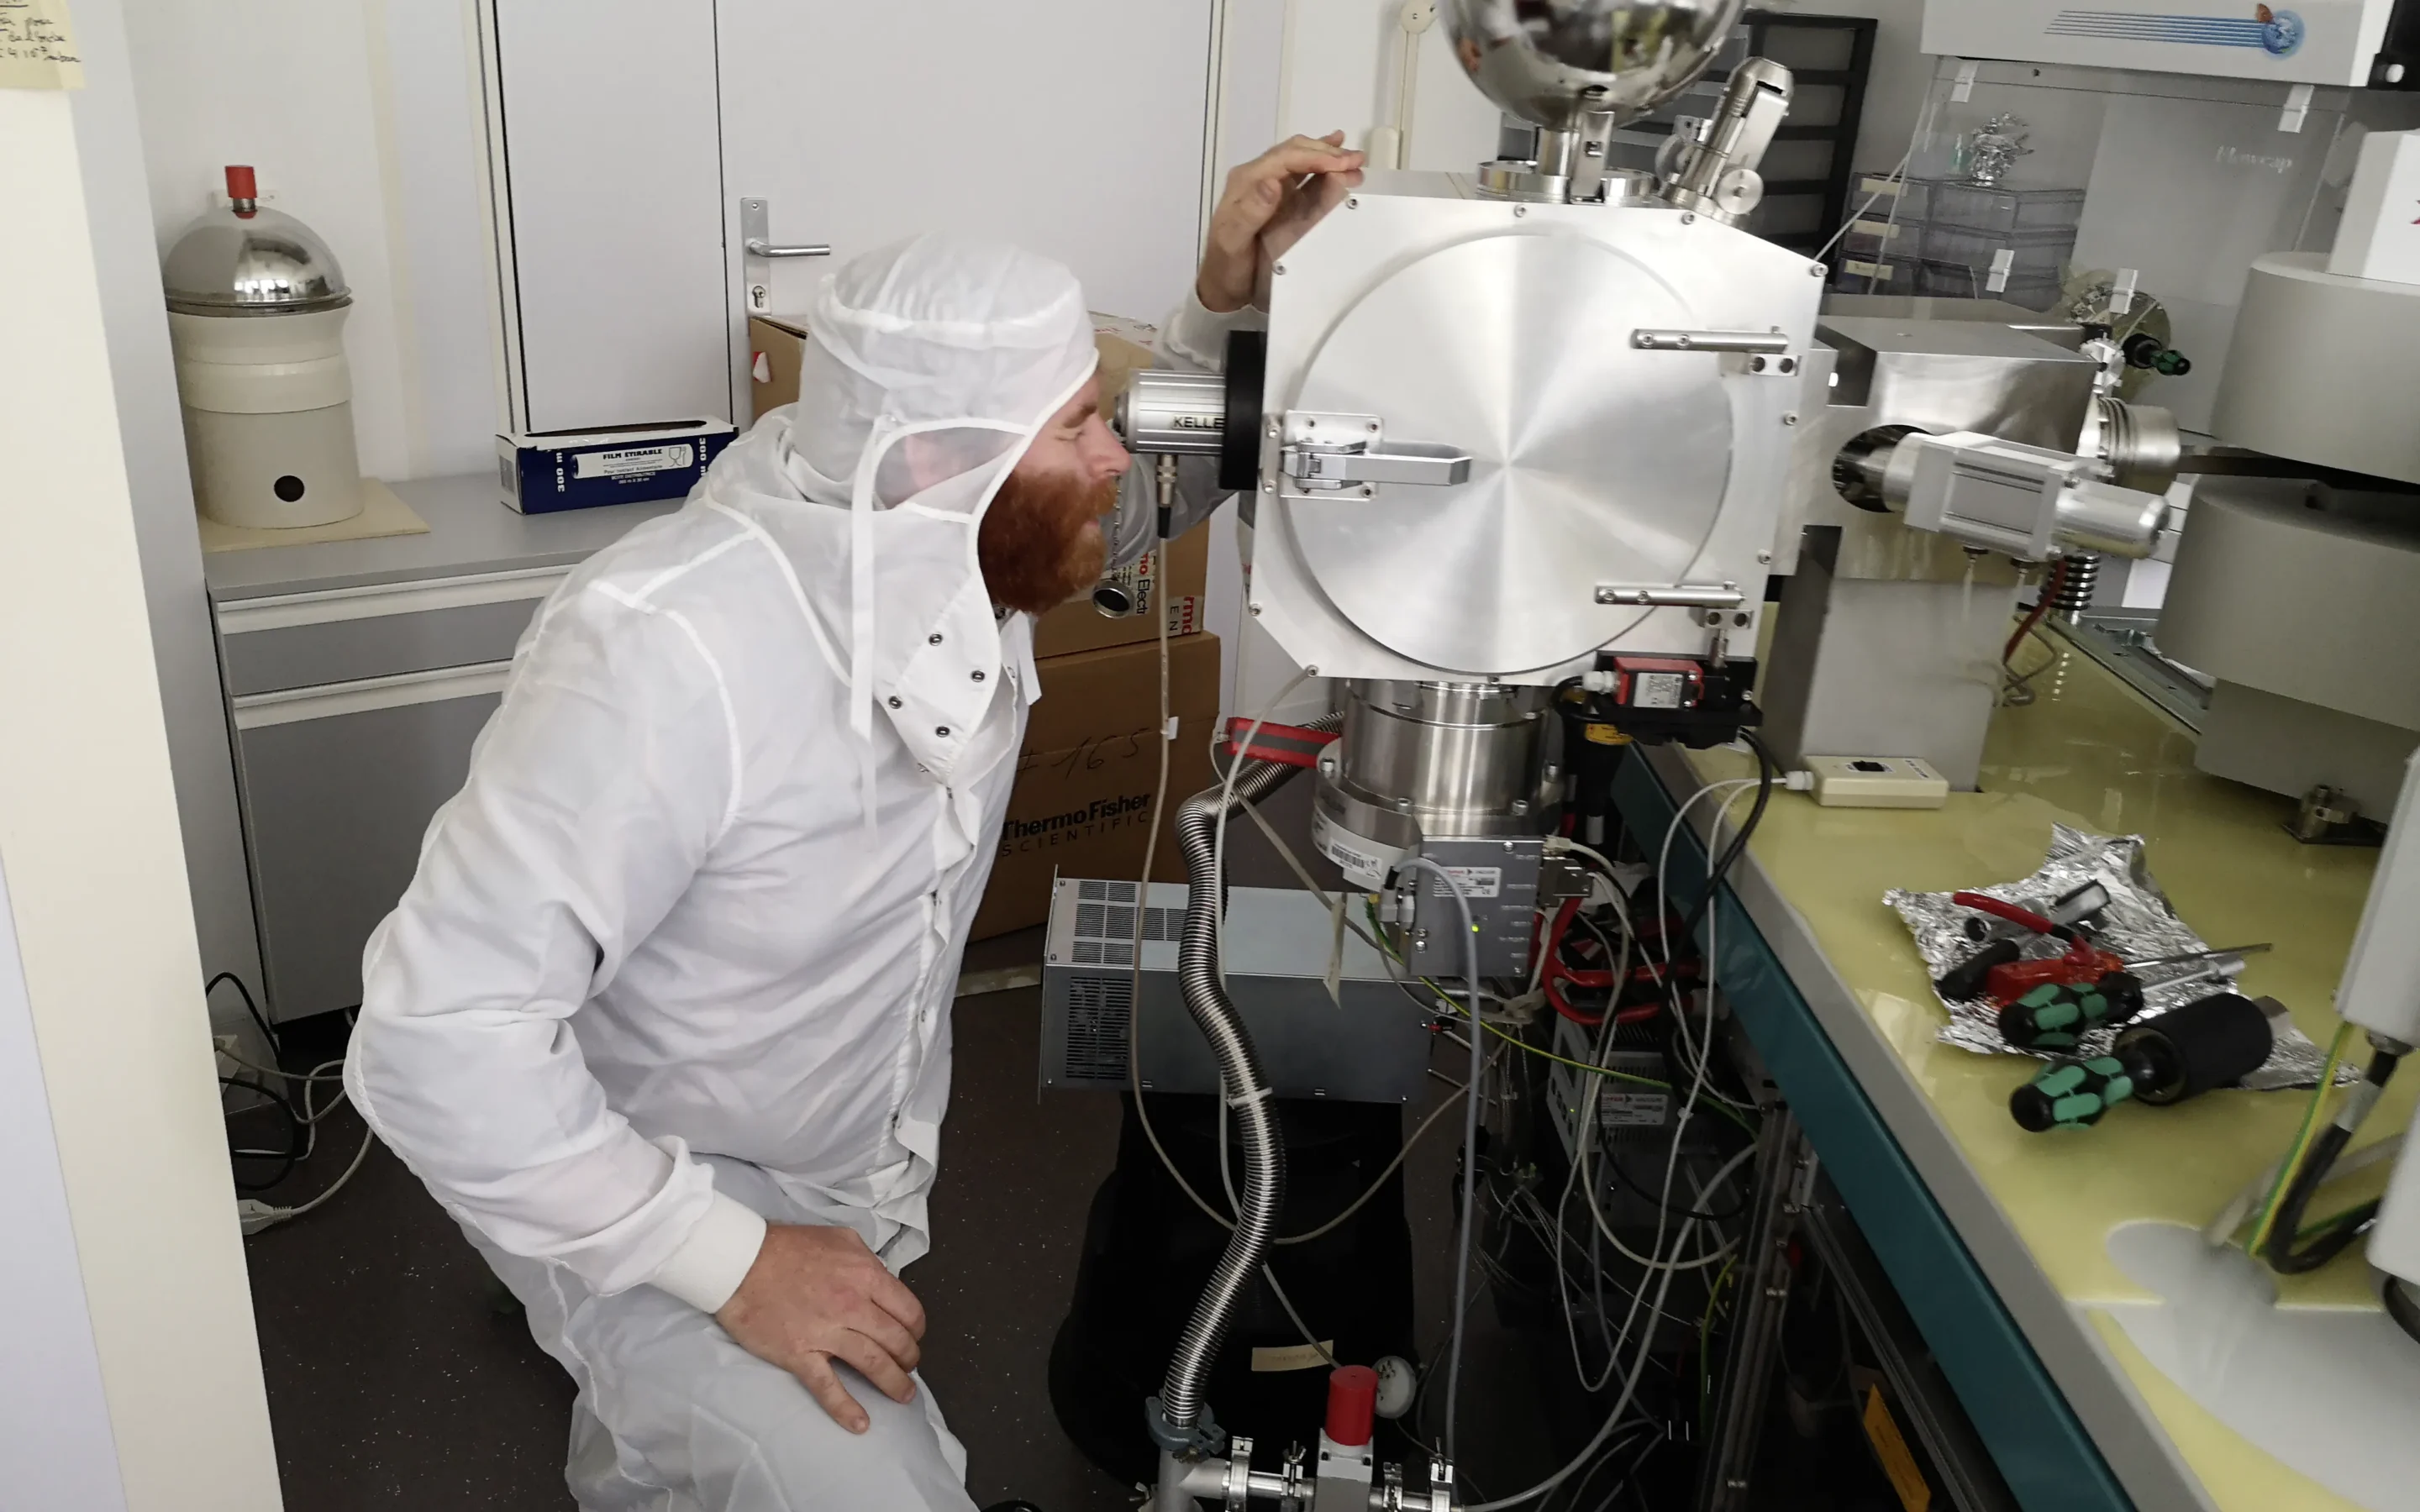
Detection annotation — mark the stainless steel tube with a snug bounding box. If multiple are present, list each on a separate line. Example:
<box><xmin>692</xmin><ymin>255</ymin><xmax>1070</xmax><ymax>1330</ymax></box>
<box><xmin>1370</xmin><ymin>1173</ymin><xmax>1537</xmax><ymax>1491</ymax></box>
<box><xmin>1157</xmin><ymin>722</ymin><xmax>1335</xmax><ymax>1435</ymax></box>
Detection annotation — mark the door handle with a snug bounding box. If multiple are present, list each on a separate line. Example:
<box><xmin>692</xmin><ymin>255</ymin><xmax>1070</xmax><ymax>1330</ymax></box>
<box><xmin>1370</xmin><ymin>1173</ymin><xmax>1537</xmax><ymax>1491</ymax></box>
<box><xmin>1276</xmin><ymin>411</ymin><xmax>1472</xmax><ymax>499</ymax></box>
<box><xmin>739</xmin><ymin>198</ymin><xmax>829</xmax><ymax>312</ymax></box>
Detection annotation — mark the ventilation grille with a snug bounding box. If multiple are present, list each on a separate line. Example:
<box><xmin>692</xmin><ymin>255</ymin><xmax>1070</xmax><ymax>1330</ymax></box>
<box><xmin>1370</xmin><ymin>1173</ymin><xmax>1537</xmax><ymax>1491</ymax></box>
<box><xmin>1063</xmin><ymin>975</ymin><xmax>1134</xmax><ymax>1082</ymax></box>
<box><xmin>1076</xmin><ymin>879</ymin><xmax>1141</xmax><ymax>903</ymax></box>
<box><xmin>1068</xmin><ymin>895</ymin><xmax>1184</xmax><ymax>968</ymax></box>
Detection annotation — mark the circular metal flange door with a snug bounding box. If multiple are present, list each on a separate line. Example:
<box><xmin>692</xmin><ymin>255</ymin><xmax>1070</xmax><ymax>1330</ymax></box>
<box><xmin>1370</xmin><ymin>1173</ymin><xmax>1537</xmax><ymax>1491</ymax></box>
<box><xmin>1277</xmin><ymin>228</ymin><xmax>1734</xmax><ymax>675</ymax></box>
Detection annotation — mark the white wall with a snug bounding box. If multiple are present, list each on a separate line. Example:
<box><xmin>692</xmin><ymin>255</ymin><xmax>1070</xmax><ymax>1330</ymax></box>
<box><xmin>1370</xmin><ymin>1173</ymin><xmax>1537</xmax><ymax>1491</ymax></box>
<box><xmin>69</xmin><ymin>0</ymin><xmax>268</xmax><ymax>1057</ymax></box>
<box><xmin>101</xmin><ymin>0</ymin><xmax>497</xmax><ymax>1033</ymax></box>
<box><xmin>1276</xmin><ymin>0</ymin><xmax>1501</xmax><ymax>168</ymax></box>
<box><xmin>121</xmin><ymin>0</ymin><xmax>497</xmax><ymax>481</ymax></box>
<box><xmin>0</xmin><ymin>858</ymin><xmax>129</xmax><ymax>1512</ymax></box>
<box><xmin>0</xmin><ymin>81</ymin><xmax>284</xmax><ymax>1512</ymax></box>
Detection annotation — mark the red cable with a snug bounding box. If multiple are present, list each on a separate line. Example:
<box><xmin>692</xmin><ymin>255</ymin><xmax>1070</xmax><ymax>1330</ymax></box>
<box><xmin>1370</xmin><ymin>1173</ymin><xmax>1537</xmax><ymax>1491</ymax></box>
<box><xmin>1539</xmin><ymin>899</ymin><xmax>1670</xmax><ymax>1027</ymax></box>
<box><xmin>2005</xmin><ymin>558</ymin><xmax>2065</xmax><ymax>667</ymax></box>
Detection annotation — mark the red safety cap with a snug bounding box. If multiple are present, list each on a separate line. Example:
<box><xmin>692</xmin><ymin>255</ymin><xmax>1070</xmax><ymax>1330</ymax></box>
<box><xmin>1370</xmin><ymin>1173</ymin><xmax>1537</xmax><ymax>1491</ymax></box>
<box><xmin>224</xmin><ymin>165</ymin><xmax>259</xmax><ymax>213</ymax></box>
<box><xmin>1324</xmin><ymin>1365</ymin><xmax>1378</xmax><ymax>1448</ymax></box>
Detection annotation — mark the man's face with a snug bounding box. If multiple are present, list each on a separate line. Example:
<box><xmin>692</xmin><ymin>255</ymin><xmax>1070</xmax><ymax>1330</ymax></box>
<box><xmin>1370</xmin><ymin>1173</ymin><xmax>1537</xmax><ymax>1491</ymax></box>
<box><xmin>979</xmin><ymin>376</ymin><xmax>1132</xmax><ymax>616</ymax></box>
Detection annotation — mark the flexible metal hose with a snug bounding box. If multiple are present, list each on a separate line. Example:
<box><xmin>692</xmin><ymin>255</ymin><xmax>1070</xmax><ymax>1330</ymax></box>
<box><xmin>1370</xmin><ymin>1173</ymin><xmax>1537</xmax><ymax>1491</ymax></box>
<box><xmin>1156</xmin><ymin>721</ymin><xmax>1335</xmax><ymax>1433</ymax></box>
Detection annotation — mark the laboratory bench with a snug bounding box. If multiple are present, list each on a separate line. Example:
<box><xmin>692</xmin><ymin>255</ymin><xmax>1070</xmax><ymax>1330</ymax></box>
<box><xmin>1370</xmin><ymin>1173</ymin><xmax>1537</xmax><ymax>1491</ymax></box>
<box><xmin>1616</xmin><ymin>622</ymin><xmax>2412</xmax><ymax>1512</ymax></box>
<box><xmin>204</xmin><ymin>475</ymin><xmax>681</xmax><ymax>1023</ymax></box>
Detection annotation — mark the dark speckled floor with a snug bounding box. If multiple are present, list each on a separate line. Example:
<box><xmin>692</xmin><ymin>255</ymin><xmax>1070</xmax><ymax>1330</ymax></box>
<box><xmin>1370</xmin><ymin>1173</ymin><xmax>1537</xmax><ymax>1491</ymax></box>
<box><xmin>238</xmin><ymin>778</ymin><xmax>1554</xmax><ymax>1509</ymax></box>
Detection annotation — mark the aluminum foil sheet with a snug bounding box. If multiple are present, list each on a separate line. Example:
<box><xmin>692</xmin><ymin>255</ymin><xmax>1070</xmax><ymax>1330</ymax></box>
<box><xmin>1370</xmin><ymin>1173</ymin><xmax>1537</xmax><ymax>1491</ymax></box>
<box><xmin>1886</xmin><ymin>825</ymin><xmax>2340</xmax><ymax>1090</ymax></box>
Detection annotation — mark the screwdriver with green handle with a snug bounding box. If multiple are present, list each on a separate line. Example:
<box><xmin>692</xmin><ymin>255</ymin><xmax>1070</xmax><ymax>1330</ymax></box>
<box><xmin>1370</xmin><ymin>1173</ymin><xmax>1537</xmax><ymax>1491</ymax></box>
<box><xmin>1997</xmin><ymin>972</ymin><xmax>2147</xmax><ymax>1051</ymax></box>
<box><xmin>2010</xmin><ymin>1053</ymin><xmax>2141</xmax><ymax>1131</ymax></box>
<box><xmin>2009</xmin><ymin>992</ymin><xmax>2278</xmax><ymax>1133</ymax></box>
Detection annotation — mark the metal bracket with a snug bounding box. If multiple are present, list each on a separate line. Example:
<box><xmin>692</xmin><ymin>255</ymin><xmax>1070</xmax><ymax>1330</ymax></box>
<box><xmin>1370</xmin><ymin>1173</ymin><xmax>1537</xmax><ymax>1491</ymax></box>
<box><xmin>1277</xmin><ymin>412</ymin><xmax>1471</xmax><ymax>498</ymax></box>
<box><xmin>1594</xmin><ymin>583</ymin><xmax>1745</xmax><ymax>609</ymax></box>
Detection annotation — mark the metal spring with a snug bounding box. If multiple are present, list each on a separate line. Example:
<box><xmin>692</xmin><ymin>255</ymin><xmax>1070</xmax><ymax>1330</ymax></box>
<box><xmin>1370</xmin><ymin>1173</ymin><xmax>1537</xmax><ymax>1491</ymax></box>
<box><xmin>2053</xmin><ymin>553</ymin><xmax>2101</xmax><ymax>617</ymax></box>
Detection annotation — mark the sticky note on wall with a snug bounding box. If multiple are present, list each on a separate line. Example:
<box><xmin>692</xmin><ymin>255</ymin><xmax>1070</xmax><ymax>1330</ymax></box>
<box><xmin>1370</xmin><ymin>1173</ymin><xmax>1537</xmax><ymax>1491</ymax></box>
<box><xmin>0</xmin><ymin>0</ymin><xmax>85</xmax><ymax>90</ymax></box>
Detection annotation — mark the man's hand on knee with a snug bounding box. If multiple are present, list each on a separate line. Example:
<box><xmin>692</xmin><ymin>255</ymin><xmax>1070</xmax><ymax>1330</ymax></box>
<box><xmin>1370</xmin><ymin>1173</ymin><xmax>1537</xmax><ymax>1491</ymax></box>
<box><xmin>713</xmin><ymin>1223</ymin><xmax>928</xmax><ymax>1434</ymax></box>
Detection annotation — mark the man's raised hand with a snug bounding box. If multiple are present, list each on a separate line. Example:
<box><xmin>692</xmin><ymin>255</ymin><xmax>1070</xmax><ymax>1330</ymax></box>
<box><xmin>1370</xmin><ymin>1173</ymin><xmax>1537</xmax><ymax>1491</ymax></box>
<box><xmin>1197</xmin><ymin>132</ymin><xmax>1367</xmax><ymax>315</ymax></box>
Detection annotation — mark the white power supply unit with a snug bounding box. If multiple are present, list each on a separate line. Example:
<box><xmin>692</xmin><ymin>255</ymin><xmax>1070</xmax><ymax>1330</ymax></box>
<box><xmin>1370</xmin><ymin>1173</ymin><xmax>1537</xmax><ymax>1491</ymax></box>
<box><xmin>1803</xmin><ymin>756</ymin><xmax>1953</xmax><ymax>809</ymax></box>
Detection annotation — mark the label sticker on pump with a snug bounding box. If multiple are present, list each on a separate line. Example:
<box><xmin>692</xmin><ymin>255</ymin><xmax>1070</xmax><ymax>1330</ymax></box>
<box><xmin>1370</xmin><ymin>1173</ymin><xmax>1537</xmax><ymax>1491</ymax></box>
<box><xmin>1430</xmin><ymin>867</ymin><xmax>1502</xmax><ymax>900</ymax></box>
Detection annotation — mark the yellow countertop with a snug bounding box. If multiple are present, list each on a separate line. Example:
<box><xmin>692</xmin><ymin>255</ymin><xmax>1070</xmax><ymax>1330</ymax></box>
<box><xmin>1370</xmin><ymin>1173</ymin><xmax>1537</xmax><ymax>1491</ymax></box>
<box><xmin>1677</xmin><ymin>627</ymin><xmax>2404</xmax><ymax>1511</ymax></box>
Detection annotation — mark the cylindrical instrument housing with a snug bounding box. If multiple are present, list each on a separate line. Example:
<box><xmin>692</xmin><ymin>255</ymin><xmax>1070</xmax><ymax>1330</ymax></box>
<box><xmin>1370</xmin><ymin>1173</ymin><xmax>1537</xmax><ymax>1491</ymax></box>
<box><xmin>1313</xmin><ymin>681</ymin><xmax>1552</xmax><ymax>881</ymax></box>
<box><xmin>1116</xmin><ymin>367</ymin><xmax>1227</xmax><ymax>457</ymax></box>
<box><xmin>169</xmin><ymin>307</ymin><xmax>362</xmax><ymax>529</ymax></box>
<box><xmin>2118</xmin><ymin>992</ymin><xmax>2273</xmax><ymax>1105</ymax></box>
<box><xmin>162</xmin><ymin>192</ymin><xmax>363</xmax><ymax>529</ymax></box>
<box><xmin>2214</xmin><ymin>252</ymin><xmax>2420</xmax><ymax>486</ymax></box>
<box><xmin>2053</xmin><ymin>478</ymin><xmax>2169</xmax><ymax>559</ymax></box>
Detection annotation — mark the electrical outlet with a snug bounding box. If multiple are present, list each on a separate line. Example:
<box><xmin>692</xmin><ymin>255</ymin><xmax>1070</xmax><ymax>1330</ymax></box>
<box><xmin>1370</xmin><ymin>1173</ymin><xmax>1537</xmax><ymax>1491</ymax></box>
<box><xmin>1805</xmin><ymin>755</ymin><xmax>1950</xmax><ymax>810</ymax></box>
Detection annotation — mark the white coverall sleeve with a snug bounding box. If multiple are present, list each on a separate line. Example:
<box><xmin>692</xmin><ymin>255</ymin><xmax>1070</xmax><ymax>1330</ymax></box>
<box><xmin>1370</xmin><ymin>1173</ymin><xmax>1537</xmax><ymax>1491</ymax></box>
<box><xmin>1159</xmin><ymin>285</ymin><xmax>1266</xmax><ymax>375</ymax></box>
<box><xmin>346</xmin><ymin>589</ymin><xmax>765</xmax><ymax>1312</ymax></box>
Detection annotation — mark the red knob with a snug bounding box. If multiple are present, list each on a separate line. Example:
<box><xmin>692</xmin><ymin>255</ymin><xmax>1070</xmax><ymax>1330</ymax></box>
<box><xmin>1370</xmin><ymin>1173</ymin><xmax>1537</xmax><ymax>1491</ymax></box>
<box><xmin>224</xmin><ymin>165</ymin><xmax>257</xmax><ymax>204</ymax></box>
<box><xmin>1324</xmin><ymin>1365</ymin><xmax>1378</xmax><ymax>1447</ymax></box>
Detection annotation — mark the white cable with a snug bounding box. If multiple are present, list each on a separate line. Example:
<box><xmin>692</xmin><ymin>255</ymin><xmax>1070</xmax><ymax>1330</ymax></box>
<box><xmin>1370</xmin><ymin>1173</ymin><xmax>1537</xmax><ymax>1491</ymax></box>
<box><xmin>1470</xmin><ymin>1131</ymin><xmax>1707</xmax><ymax>1509</ymax></box>
<box><xmin>1472</xmin><ymin>832</ymin><xmax>1742</xmax><ymax>1511</ymax></box>
<box><xmin>1655</xmin><ymin>778</ymin><xmax>1764</xmax><ymax>1110</ymax></box>
<box><xmin>1812</xmin><ymin>69</ymin><xmax>1946</xmax><ymax>265</ymax></box>
<box><xmin>218</xmin><ymin>1051</ymin><xmax>344</xmax><ymax>1084</ymax></box>
<box><xmin>285</xmin><ymin>1126</ymin><xmax>375</xmax><ymax>1217</ymax></box>
<box><xmin>1397</xmin><ymin>857</ymin><xmax>1483</xmax><ymax>1466</ymax></box>
<box><xmin>1559</xmin><ymin>920</ymin><xmax>1639</xmax><ymax>1394</ymax></box>
<box><xmin>1212</xmin><ymin>667</ymin><xmax>1313</xmax><ymax>982</ymax></box>
<box><xmin>1471</xmin><ymin>1162</ymin><xmax>1702</xmax><ymax>1506</ymax></box>
<box><xmin>1261</xmin><ymin>1261</ymin><xmax>1339</xmax><ymax>1368</ymax></box>
<box><xmin>238</xmin><ymin>1122</ymin><xmax>376</xmax><ymax>1234</ymax></box>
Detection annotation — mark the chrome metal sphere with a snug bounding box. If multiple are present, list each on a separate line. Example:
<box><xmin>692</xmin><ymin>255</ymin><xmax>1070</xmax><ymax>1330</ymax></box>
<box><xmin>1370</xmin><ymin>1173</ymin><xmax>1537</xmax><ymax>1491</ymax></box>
<box><xmin>163</xmin><ymin>205</ymin><xmax>350</xmax><ymax>316</ymax></box>
<box><xmin>1444</xmin><ymin>0</ymin><xmax>1750</xmax><ymax>131</ymax></box>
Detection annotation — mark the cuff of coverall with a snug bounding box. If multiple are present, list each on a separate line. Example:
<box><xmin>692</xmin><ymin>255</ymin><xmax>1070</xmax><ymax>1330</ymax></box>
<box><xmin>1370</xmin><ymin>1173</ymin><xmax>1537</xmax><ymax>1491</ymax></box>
<box><xmin>1162</xmin><ymin>286</ymin><xmax>1267</xmax><ymax>373</ymax></box>
<box><xmin>646</xmin><ymin>1189</ymin><xmax>769</xmax><ymax>1315</ymax></box>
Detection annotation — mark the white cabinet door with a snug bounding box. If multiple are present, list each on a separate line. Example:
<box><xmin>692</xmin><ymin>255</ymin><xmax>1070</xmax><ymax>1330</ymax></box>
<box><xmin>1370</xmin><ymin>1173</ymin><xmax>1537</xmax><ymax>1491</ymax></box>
<box><xmin>715</xmin><ymin>0</ymin><xmax>1214</xmax><ymax>357</ymax></box>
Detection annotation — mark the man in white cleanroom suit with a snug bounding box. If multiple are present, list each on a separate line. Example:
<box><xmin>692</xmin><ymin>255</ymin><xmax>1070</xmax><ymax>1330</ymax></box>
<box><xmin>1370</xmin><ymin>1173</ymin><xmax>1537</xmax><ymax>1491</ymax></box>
<box><xmin>345</xmin><ymin>135</ymin><xmax>1362</xmax><ymax>1512</ymax></box>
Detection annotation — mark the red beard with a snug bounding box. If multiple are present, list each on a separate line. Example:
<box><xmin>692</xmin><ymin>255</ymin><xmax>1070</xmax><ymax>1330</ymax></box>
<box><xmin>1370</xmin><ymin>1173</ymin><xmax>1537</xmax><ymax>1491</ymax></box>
<box><xmin>979</xmin><ymin>465</ymin><xmax>1115</xmax><ymax>616</ymax></box>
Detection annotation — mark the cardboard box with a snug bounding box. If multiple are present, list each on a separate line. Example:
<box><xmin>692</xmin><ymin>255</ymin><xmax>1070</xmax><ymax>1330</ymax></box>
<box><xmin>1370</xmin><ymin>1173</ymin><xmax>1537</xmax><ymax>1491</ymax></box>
<box><xmin>971</xmin><ymin>631</ymin><xmax>1221</xmax><ymax>940</ymax></box>
<box><xmin>747</xmin><ymin>313</ymin><xmax>813</xmax><ymax>420</ymax></box>
<box><xmin>750</xmin><ymin>310</ymin><xmax>1205</xmax><ymax>657</ymax></box>
<box><xmin>1031</xmin><ymin>526</ymin><xmax>1207</xmax><ymax>659</ymax></box>
<box><xmin>749</xmin><ymin>310</ymin><xmax>1157</xmax><ymax>419</ymax></box>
